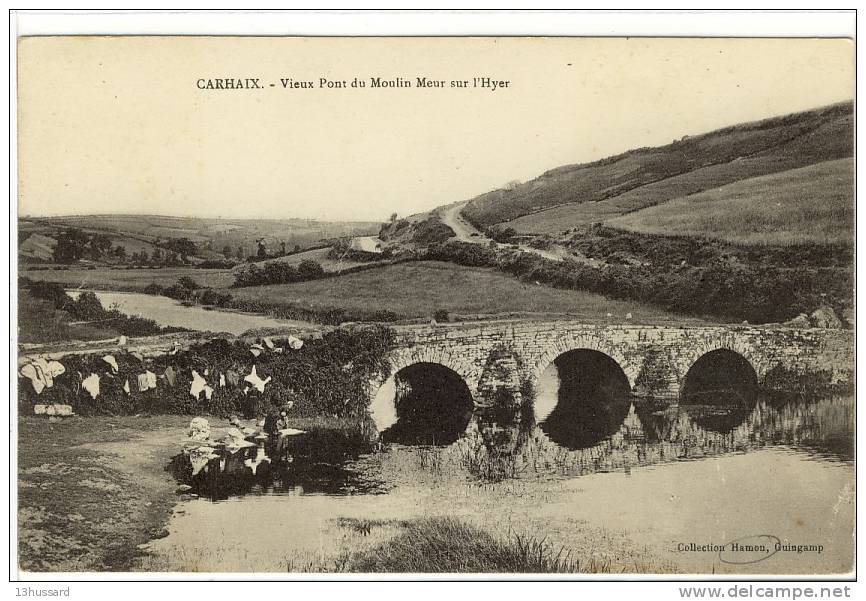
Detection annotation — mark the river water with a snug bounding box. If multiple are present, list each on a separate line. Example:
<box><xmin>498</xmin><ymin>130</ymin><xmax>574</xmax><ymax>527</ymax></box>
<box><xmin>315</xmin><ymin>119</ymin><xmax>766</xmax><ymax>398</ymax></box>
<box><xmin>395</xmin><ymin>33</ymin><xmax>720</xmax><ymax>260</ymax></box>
<box><xmin>144</xmin><ymin>392</ymin><xmax>855</xmax><ymax>575</ymax></box>
<box><xmin>66</xmin><ymin>290</ymin><xmax>305</xmax><ymax>336</ymax></box>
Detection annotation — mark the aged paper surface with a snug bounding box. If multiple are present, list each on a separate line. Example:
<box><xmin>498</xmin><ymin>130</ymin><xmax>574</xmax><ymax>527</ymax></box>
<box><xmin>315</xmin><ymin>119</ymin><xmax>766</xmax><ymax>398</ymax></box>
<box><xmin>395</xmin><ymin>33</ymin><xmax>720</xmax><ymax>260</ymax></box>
<box><xmin>15</xmin><ymin>36</ymin><xmax>854</xmax><ymax>578</ymax></box>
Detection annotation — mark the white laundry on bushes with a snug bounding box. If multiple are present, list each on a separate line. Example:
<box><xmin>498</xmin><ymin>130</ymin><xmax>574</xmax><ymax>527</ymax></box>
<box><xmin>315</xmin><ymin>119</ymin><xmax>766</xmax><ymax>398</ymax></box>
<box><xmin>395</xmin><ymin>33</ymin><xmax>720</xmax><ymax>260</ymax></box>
<box><xmin>189</xmin><ymin>370</ymin><xmax>209</xmax><ymax>399</ymax></box>
<box><xmin>82</xmin><ymin>373</ymin><xmax>100</xmax><ymax>399</ymax></box>
<box><xmin>243</xmin><ymin>365</ymin><xmax>271</xmax><ymax>393</ymax></box>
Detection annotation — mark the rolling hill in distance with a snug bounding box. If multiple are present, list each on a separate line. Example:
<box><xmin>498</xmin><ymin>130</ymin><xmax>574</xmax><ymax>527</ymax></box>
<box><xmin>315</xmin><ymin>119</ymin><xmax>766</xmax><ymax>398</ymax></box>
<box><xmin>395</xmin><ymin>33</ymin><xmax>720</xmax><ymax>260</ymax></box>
<box><xmin>19</xmin><ymin>214</ymin><xmax>379</xmax><ymax>263</ymax></box>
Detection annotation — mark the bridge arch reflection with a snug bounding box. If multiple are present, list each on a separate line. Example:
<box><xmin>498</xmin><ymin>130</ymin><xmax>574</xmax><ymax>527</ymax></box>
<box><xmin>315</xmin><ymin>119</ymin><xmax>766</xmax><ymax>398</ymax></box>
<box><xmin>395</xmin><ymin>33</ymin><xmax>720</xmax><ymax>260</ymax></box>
<box><xmin>371</xmin><ymin>362</ymin><xmax>474</xmax><ymax>446</ymax></box>
<box><xmin>681</xmin><ymin>348</ymin><xmax>759</xmax><ymax>434</ymax></box>
<box><xmin>534</xmin><ymin>348</ymin><xmax>633</xmax><ymax>450</ymax></box>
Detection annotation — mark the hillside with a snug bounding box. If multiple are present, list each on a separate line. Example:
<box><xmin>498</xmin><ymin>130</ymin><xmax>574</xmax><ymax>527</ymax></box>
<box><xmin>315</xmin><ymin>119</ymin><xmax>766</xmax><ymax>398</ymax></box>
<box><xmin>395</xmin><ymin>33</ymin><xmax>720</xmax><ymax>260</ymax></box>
<box><xmin>462</xmin><ymin>101</ymin><xmax>853</xmax><ymax>236</ymax></box>
<box><xmin>606</xmin><ymin>158</ymin><xmax>853</xmax><ymax>246</ymax></box>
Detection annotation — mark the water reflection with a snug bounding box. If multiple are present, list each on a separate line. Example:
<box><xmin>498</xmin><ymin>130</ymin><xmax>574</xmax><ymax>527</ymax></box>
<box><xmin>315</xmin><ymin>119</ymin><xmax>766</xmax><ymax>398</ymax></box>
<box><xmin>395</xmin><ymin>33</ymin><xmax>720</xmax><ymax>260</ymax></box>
<box><xmin>679</xmin><ymin>349</ymin><xmax>760</xmax><ymax>434</ymax></box>
<box><xmin>536</xmin><ymin>349</ymin><xmax>633</xmax><ymax>449</ymax></box>
<box><xmin>168</xmin><ymin>394</ymin><xmax>853</xmax><ymax>502</ymax></box>
<box><xmin>379</xmin><ymin>363</ymin><xmax>474</xmax><ymax>446</ymax></box>
<box><xmin>169</xmin><ymin>426</ymin><xmax>387</xmax><ymax>501</ymax></box>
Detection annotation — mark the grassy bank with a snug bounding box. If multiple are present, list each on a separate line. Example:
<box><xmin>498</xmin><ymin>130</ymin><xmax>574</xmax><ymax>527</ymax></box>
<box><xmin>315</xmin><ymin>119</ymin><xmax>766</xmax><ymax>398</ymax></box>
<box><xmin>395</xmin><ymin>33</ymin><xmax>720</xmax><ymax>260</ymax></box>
<box><xmin>18</xmin><ymin>281</ymin><xmax>185</xmax><ymax>344</ymax></box>
<box><xmin>17</xmin><ymin>415</ymin><xmax>190</xmax><ymax>571</ymax></box>
<box><xmin>18</xmin><ymin>266</ymin><xmax>235</xmax><ymax>292</ymax></box>
<box><xmin>229</xmin><ymin>260</ymin><xmax>709</xmax><ymax>325</ymax></box>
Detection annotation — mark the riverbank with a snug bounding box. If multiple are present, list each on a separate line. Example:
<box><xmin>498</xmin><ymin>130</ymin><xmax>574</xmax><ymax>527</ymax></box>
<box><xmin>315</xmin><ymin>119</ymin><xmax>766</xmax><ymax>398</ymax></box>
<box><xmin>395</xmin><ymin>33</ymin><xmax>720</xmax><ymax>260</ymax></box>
<box><xmin>18</xmin><ymin>414</ymin><xmax>673</xmax><ymax>574</ymax></box>
<box><xmin>17</xmin><ymin>415</ymin><xmax>189</xmax><ymax>571</ymax></box>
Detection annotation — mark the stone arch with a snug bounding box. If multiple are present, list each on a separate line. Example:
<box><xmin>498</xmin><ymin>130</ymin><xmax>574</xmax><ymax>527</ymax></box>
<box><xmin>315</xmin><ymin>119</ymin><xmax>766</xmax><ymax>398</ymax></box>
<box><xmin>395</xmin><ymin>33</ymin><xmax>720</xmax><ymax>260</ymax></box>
<box><xmin>674</xmin><ymin>332</ymin><xmax>771</xmax><ymax>388</ymax></box>
<box><xmin>529</xmin><ymin>333</ymin><xmax>639</xmax><ymax>391</ymax></box>
<box><xmin>367</xmin><ymin>345</ymin><xmax>478</xmax><ymax>403</ymax></box>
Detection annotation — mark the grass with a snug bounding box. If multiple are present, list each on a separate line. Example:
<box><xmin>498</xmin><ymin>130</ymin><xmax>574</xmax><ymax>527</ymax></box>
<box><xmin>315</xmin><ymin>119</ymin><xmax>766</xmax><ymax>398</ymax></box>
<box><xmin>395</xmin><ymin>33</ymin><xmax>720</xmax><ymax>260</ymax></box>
<box><xmin>19</xmin><ymin>266</ymin><xmax>236</xmax><ymax>291</ymax></box>
<box><xmin>17</xmin><ymin>415</ymin><xmax>192</xmax><ymax>572</ymax></box>
<box><xmin>467</xmin><ymin>101</ymin><xmax>852</xmax><ymax>233</ymax></box>
<box><xmin>606</xmin><ymin>159</ymin><xmax>853</xmax><ymax>246</ymax></box>
<box><xmin>24</xmin><ymin>214</ymin><xmax>379</xmax><ymax>254</ymax></box>
<box><xmin>229</xmin><ymin>260</ymin><xmax>711</xmax><ymax>324</ymax></box>
<box><xmin>343</xmin><ymin>516</ymin><xmax>584</xmax><ymax>573</ymax></box>
<box><xmin>15</xmin><ymin>413</ymin><xmax>382</xmax><ymax>572</ymax></box>
<box><xmin>17</xmin><ymin>288</ymin><xmax>122</xmax><ymax>343</ymax></box>
<box><xmin>242</xmin><ymin>246</ymin><xmax>383</xmax><ymax>274</ymax></box>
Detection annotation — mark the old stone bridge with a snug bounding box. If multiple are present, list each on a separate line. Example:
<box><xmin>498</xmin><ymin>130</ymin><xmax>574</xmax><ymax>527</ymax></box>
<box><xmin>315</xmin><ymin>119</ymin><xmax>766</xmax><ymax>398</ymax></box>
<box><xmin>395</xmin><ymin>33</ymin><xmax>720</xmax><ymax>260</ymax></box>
<box><xmin>370</xmin><ymin>319</ymin><xmax>854</xmax><ymax>406</ymax></box>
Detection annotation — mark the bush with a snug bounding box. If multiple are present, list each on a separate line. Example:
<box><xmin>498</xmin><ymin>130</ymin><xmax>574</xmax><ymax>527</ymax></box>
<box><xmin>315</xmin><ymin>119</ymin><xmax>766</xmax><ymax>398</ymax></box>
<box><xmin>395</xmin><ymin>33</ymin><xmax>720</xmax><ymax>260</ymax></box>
<box><xmin>232</xmin><ymin>260</ymin><xmax>325</xmax><ymax>287</ymax></box>
<box><xmin>177</xmin><ymin>276</ymin><xmax>200</xmax><ymax>290</ymax></box>
<box><xmin>18</xmin><ymin>326</ymin><xmax>397</xmax><ymax>418</ymax></box>
<box><xmin>71</xmin><ymin>291</ymin><xmax>105</xmax><ymax>320</ymax></box>
<box><xmin>197</xmin><ymin>288</ymin><xmax>233</xmax><ymax>307</ymax></box>
<box><xmin>297</xmin><ymin>259</ymin><xmax>325</xmax><ymax>279</ymax></box>
<box><xmin>24</xmin><ymin>279</ymin><xmax>70</xmax><ymax>308</ymax></box>
<box><xmin>143</xmin><ymin>283</ymin><xmax>164</xmax><ymax>296</ymax></box>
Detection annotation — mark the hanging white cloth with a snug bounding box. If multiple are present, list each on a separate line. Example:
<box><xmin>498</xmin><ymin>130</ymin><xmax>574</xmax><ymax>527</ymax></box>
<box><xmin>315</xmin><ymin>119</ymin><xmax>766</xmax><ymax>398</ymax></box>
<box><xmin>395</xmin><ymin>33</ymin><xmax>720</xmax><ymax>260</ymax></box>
<box><xmin>102</xmin><ymin>355</ymin><xmax>119</xmax><ymax>373</ymax></box>
<box><xmin>189</xmin><ymin>370</ymin><xmax>208</xmax><ymax>399</ymax></box>
<box><xmin>45</xmin><ymin>360</ymin><xmax>65</xmax><ymax>379</ymax></box>
<box><xmin>243</xmin><ymin>365</ymin><xmax>271</xmax><ymax>393</ymax></box>
<box><xmin>287</xmin><ymin>335</ymin><xmax>304</xmax><ymax>350</ymax></box>
<box><xmin>19</xmin><ymin>363</ymin><xmax>46</xmax><ymax>394</ymax></box>
<box><xmin>82</xmin><ymin>373</ymin><xmax>100</xmax><ymax>399</ymax></box>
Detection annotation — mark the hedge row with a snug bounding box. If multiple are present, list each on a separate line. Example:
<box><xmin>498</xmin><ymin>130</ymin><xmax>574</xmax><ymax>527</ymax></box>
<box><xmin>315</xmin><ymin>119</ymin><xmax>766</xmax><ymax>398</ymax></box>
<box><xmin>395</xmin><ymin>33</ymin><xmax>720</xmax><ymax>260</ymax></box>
<box><xmin>18</xmin><ymin>326</ymin><xmax>396</xmax><ymax>418</ymax></box>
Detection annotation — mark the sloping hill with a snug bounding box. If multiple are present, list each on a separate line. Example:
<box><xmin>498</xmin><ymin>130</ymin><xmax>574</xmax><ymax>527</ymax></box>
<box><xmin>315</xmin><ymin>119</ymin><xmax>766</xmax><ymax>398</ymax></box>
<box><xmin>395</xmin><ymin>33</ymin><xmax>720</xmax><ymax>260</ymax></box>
<box><xmin>606</xmin><ymin>158</ymin><xmax>853</xmax><ymax>246</ymax></box>
<box><xmin>462</xmin><ymin>101</ymin><xmax>853</xmax><ymax>235</ymax></box>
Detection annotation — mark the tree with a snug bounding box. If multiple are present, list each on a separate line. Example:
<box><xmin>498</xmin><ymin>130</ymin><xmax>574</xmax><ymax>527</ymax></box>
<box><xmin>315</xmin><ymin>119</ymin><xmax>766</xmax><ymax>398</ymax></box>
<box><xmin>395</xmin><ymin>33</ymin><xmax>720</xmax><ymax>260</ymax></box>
<box><xmin>389</xmin><ymin>212</ymin><xmax>398</xmax><ymax>222</ymax></box>
<box><xmin>176</xmin><ymin>276</ymin><xmax>200</xmax><ymax>290</ymax></box>
<box><xmin>280</xmin><ymin>241</ymin><xmax>287</xmax><ymax>255</ymax></box>
<box><xmin>164</xmin><ymin>237</ymin><xmax>197</xmax><ymax>261</ymax></box>
<box><xmin>151</xmin><ymin>248</ymin><xmax>163</xmax><ymax>263</ymax></box>
<box><xmin>256</xmin><ymin>239</ymin><xmax>267</xmax><ymax>259</ymax></box>
<box><xmin>236</xmin><ymin>246</ymin><xmax>245</xmax><ymax>260</ymax></box>
<box><xmin>88</xmin><ymin>233</ymin><xmax>112</xmax><ymax>259</ymax></box>
<box><xmin>297</xmin><ymin>260</ymin><xmax>325</xmax><ymax>279</ymax></box>
<box><xmin>113</xmin><ymin>245</ymin><xmax>127</xmax><ymax>259</ymax></box>
<box><xmin>52</xmin><ymin>228</ymin><xmax>89</xmax><ymax>263</ymax></box>
<box><xmin>293</xmin><ymin>244</ymin><xmax>301</xmax><ymax>253</ymax></box>
<box><xmin>222</xmin><ymin>245</ymin><xmax>233</xmax><ymax>259</ymax></box>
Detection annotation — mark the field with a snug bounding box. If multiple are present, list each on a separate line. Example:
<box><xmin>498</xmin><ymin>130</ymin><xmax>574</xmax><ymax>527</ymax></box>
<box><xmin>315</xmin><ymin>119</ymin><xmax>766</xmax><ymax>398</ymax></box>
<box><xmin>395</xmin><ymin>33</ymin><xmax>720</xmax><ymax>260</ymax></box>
<box><xmin>19</xmin><ymin>266</ymin><xmax>235</xmax><ymax>291</ymax></box>
<box><xmin>464</xmin><ymin>101</ymin><xmax>852</xmax><ymax>234</ymax></box>
<box><xmin>25</xmin><ymin>214</ymin><xmax>380</xmax><ymax>258</ymax></box>
<box><xmin>237</xmin><ymin>246</ymin><xmax>383</xmax><ymax>274</ymax></box>
<box><xmin>606</xmin><ymin>159</ymin><xmax>854</xmax><ymax>246</ymax></box>
<box><xmin>230</xmin><ymin>260</ymin><xmax>713</xmax><ymax>324</ymax></box>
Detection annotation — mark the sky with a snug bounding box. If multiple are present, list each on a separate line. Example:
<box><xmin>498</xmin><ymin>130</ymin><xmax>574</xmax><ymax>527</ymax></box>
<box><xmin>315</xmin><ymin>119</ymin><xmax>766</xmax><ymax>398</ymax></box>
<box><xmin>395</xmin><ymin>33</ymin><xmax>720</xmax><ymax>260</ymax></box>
<box><xmin>17</xmin><ymin>37</ymin><xmax>854</xmax><ymax>222</ymax></box>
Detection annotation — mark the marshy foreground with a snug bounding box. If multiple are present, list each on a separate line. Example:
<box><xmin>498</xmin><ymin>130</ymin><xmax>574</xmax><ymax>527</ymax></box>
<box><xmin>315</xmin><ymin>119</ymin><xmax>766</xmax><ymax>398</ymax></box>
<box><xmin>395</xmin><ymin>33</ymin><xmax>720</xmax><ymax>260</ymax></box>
<box><xmin>17</xmin><ymin>391</ymin><xmax>854</xmax><ymax>575</ymax></box>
